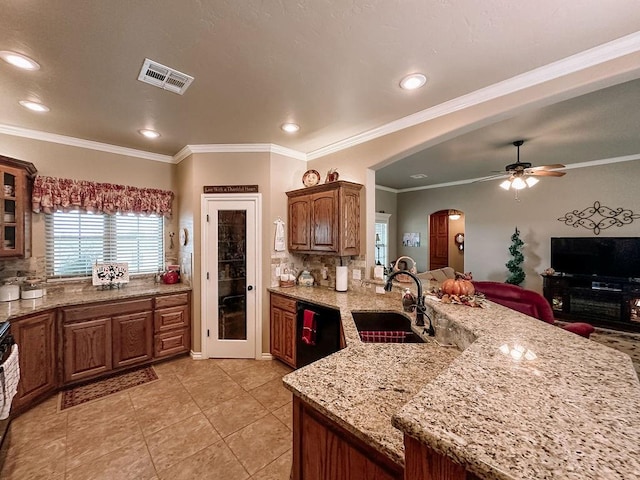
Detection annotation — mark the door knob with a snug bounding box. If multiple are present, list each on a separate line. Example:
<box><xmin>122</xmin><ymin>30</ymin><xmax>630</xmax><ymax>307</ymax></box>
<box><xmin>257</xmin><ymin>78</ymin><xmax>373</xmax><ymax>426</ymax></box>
<box><xmin>247</xmin><ymin>285</ymin><xmax>253</xmax><ymax>291</ymax></box>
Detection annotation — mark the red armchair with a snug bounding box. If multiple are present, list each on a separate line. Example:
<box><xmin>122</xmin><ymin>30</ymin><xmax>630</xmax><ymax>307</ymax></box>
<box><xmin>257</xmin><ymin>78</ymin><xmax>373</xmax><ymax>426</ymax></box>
<box><xmin>472</xmin><ymin>281</ymin><xmax>594</xmax><ymax>338</ymax></box>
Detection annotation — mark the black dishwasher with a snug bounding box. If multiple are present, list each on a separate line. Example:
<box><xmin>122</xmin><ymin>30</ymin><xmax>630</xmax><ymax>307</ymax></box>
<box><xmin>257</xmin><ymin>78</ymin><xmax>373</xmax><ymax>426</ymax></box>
<box><xmin>296</xmin><ymin>301</ymin><xmax>341</xmax><ymax>368</ymax></box>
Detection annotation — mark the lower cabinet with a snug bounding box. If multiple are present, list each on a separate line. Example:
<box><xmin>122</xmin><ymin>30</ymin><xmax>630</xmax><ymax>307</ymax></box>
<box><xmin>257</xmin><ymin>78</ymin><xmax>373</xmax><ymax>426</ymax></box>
<box><xmin>292</xmin><ymin>397</ymin><xmax>403</xmax><ymax>480</ymax></box>
<box><xmin>270</xmin><ymin>293</ymin><xmax>297</xmax><ymax>368</ymax></box>
<box><xmin>154</xmin><ymin>293</ymin><xmax>190</xmax><ymax>357</ymax></box>
<box><xmin>12</xmin><ymin>310</ymin><xmax>57</xmax><ymax>410</ymax></box>
<box><xmin>112</xmin><ymin>311</ymin><xmax>153</xmax><ymax>368</ymax></box>
<box><xmin>63</xmin><ymin>317</ymin><xmax>113</xmax><ymax>383</ymax></box>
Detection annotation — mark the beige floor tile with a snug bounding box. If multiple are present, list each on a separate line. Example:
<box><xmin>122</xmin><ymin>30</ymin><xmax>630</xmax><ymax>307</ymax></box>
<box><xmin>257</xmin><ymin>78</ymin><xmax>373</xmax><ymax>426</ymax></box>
<box><xmin>272</xmin><ymin>403</ymin><xmax>293</xmax><ymax>430</ymax></box>
<box><xmin>157</xmin><ymin>440</ymin><xmax>249</xmax><ymax>480</ymax></box>
<box><xmin>170</xmin><ymin>358</ymin><xmax>229</xmax><ymax>382</ymax></box>
<box><xmin>145</xmin><ymin>412</ymin><xmax>221</xmax><ymax>472</ymax></box>
<box><xmin>251</xmin><ymin>450</ymin><xmax>293</xmax><ymax>480</ymax></box>
<box><xmin>211</xmin><ymin>358</ymin><xmax>260</xmax><ymax>375</ymax></box>
<box><xmin>128</xmin><ymin>374</ymin><xmax>189</xmax><ymax>408</ymax></box>
<box><xmin>229</xmin><ymin>361</ymin><xmax>284</xmax><ymax>391</ymax></box>
<box><xmin>8</xmin><ymin>409</ymin><xmax>68</xmax><ymax>450</ymax></box>
<box><xmin>66</xmin><ymin>410</ymin><xmax>145</xmax><ymax>470</ymax></box>
<box><xmin>66</xmin><ymin>390</ymin><xmax>134</xmax><ymax>429</ymax></box>
<box><xmin>249</xmin><ymin>377</ymin><xmax>292</xmax><ymax>411</ymax></box>
<box><xmin>181</xmin><ymin>374</ymin><xmax>245</xmax><ymax>409</ymax></box>
<box><xmin>225</xmin><ymin>414</ymin><xmax>292</xmax><ymax>475</ymax></box>
<box><xmin>203</xmin><ymin>390</ymin><xmax>269</xmax><ymax>437</ymax></box>
<box><xmin>65</xmin><ymin>439</ymin><xmax>156</xmax><ymax>480</ymax></box>
<box><xmin>0</xmin><ymin>436</ymin><xmax>66</xmax><ymax>480</ymax></box>
<box><xmin>133</xmin><ymin>388</ymin><xmax>202</xmax><ymax>436</ymax></box>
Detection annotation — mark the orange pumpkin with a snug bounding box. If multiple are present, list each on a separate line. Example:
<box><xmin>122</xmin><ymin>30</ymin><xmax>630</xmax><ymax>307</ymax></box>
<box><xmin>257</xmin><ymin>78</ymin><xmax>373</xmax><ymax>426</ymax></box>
<box><xmin>442</xmin><ymin>278</ymin><xmax>475</xmax><ymax>296</ymax></box>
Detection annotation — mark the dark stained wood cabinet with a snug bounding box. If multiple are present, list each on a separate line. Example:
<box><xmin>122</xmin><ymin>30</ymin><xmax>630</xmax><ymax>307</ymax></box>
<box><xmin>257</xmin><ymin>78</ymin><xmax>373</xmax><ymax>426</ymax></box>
<box><xmin>292</xmin><ymin>397</ymin><xmax>402</xmax><ymax>480</ymax></box>
<box><xmin>112</xmin><ymin>311</ymin><xmax>153</xmax><ymax>368</ymax></box>
<box><xmin>63</xmin><ymin>317</ymin><xmax>112</xmax><ymax>383</ymax></box>
<box><xmin>153</xmin><ymin>292</ymin><xmax>190</xmax><ymax>357</ymax></box>
<box><xmin>0</xmin><ymin>155</ymin><xmax>37</xmax><ymax>259</ymax></box>
<box><xmin>270</xmin><ymin>293</ymin><xmax>297</xmax><ymax>368</ymax></box>
<box><xmin>11</xmin><ymin>311</ymin><xmax>57</xmax><ymax>410</ymax></box>
<box><xmin>287</xmin><ymin>181</ymin><xmax>362</xmax><ymax>256</ymax></box>
<box><xmin>404</xmin><ymin>435</ymin><xmax>481</xmax><ymax>480</ymax></box>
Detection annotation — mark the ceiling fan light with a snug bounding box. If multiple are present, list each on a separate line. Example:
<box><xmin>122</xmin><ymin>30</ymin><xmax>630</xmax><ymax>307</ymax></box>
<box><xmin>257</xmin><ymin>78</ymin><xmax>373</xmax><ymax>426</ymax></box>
<box><xmin>499</xmin><ymin>180</ymin><xmax>512</xmax><ymax>190</ymax></box>
<box><xmin>525</xmin><ymin>177</ymin><xmax>539</xmax><ymax>187</ymax></box>
<box><xmin>511</xmin><ymin>177</ymin><xmax>526</xmax><ymax>190</ymax></box>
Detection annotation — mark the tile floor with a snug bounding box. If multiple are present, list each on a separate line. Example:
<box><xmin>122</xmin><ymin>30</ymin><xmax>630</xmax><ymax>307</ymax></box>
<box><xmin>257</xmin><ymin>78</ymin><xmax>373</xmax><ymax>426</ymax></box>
<box><xmin>1</xmin><ymin>356</ymin><xmax>294</xmax><ymax>480</ymax></box>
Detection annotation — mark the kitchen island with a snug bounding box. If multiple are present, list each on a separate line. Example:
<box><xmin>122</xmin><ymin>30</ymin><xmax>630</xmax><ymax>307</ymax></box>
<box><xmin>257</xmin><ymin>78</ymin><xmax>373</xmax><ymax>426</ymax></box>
<box><xmin>272</xmin><ymin>285</ymin><xmax>640</xmax><ymax>480</ymax></box>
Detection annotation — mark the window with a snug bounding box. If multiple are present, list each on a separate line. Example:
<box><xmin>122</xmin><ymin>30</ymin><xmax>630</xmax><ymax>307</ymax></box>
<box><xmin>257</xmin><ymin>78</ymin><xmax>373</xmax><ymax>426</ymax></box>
<box><xmin>375</xmin><ymin>212</ymin><xmax>391</xmax><ymax>267</ymax></box>
<box><xmin>45</xmin><ymin>210</ymin><xmax>164</xmax><ymax>278</ymax></box>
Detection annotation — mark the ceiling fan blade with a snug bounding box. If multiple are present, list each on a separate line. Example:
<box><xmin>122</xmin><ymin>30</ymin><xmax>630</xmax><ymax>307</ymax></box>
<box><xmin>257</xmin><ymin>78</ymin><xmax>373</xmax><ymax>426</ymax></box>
<box><xmin>528</xmin><ymin>164</ymin><xmax>565</xmax><ymax>171</ymax></box>
<box><xmin>529</xmin><ymin>170</ymin><xmax>566</xmax><ymax>177</ymax></box>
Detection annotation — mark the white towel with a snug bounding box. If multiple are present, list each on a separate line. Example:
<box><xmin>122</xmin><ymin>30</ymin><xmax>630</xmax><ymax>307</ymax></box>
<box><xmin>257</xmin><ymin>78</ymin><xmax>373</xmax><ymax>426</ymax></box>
<box><xmin>0</xmin><ymin>344</ymin><xmax>20</xmax><ymax>420</ymax></box>
<box><xmin>274</xmin><ymin>220</ymin><xmax>286</xmax><ymax>252</ymax></box>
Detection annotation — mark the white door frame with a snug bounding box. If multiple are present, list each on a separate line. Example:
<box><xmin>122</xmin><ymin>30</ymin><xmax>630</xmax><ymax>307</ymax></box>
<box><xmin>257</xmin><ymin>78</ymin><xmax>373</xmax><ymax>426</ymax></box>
<box><xmin>201</xmin><ymin>193</ymin><xmax>262</xmax><ymax>360</ymax></box>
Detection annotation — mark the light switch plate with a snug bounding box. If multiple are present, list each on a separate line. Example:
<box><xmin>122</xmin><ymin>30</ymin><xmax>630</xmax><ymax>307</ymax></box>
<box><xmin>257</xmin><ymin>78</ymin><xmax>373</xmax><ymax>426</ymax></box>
<box><xmin>275</xmin><ymin>266</ymin><xmax>281</xmax><ymax>277</ymax></box>
<box><xmin>352</xmin><ymin>269</ymin><xmax>361</xmax><ymax>280</ymax></box>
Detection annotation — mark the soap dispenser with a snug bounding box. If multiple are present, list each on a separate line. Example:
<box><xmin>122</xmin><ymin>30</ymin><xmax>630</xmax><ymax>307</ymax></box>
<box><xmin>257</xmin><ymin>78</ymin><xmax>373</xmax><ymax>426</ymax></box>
<box><xmin>402</xmin><ymin>288</ymin><xmax>416</xmax><ymax>312</ymax></box>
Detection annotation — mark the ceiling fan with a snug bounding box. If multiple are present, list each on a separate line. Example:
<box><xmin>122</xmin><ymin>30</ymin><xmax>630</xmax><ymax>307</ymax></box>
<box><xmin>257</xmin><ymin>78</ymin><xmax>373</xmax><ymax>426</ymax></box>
<box><xmin>494</xmin><ymin>140</ymin><xmax>566</xmax><ymax>191</ymax></box>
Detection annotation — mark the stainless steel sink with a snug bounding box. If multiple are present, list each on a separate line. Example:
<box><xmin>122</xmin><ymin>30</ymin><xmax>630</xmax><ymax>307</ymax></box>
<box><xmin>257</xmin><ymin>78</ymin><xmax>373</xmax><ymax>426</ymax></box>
<box><xmin>350</xmin><ymin>311</ymin><xmax>424</xmax><ymax>343</ymax></box>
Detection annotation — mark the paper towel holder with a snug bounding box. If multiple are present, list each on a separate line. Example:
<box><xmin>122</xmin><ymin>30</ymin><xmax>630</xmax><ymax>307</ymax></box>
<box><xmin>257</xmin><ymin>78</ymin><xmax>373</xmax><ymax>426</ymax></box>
<box><xmin>335</xmin><ymin>265</ymin><xmax>348</xmax><ymax>292</ymax></box>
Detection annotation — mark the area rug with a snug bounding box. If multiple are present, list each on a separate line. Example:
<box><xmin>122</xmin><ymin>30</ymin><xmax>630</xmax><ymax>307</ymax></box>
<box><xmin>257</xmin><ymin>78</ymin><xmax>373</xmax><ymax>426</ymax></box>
<box><xmin>59</xmin><ymin>366</ymin><xmax>158</xmax><ymax>410</ymax></box>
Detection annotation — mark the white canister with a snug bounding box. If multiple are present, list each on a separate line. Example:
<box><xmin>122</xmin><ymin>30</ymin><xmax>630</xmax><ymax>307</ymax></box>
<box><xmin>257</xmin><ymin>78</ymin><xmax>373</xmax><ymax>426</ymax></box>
<box><xmin>336</xmin><ymin>266</ymin><xmax>348</xmax><ymax>292</ymax></box>
<box><xmin>0</xmin><ymin>284</ymin><xmax>20</xmax><ymax>302</ymax></box>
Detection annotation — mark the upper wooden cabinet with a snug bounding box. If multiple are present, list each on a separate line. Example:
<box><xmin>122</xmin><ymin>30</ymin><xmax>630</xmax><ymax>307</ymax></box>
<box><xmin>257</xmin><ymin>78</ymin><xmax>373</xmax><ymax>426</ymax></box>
<box><xmin>0</xmin><ymin>155</ymin><xmax>37</xmax><ymax>258</ymax></box>
<box><xmin>286</xmin><ymin>181</ymin><xmax>362</xmax><ymax>256</ymax></box>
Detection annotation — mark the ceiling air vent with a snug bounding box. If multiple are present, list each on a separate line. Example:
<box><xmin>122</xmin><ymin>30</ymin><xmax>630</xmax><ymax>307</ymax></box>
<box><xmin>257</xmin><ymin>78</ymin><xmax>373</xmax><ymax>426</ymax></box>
<box><xmin>137</xmin><ymin>58</ymin><xmax>194</xmax><ymax>95</ymax></box>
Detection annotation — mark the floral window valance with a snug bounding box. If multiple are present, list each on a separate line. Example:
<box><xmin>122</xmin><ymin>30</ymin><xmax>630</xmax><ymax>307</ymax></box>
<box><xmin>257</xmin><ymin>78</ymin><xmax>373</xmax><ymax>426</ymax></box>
<box><xmin>32</xmin><ymin>176</ymin><xmax>174</xmax><ymax>217</ymax></box>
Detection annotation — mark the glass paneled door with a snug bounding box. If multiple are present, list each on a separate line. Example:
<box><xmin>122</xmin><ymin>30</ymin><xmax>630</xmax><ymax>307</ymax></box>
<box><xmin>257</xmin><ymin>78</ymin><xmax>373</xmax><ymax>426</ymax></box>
<box><xmin>203</xmin><ymin>195</ymin><xmax>261</xmax><ymax>359</ymax></box>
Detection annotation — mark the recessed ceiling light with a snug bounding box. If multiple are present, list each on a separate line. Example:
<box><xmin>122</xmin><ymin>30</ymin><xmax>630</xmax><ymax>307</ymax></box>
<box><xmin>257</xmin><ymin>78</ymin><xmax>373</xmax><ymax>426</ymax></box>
<box><xmin>281</xmin><ymin>123</ymin><xmax>300</xmax><ymax>133</ymax></box>
<box><xmin>0</xmin><ymin>51</ymin><xmax>40</xmax><ymax>70</ymax></box>
<box><xmin>19</xmin><ymin>100</ymin><xmax>49</xmax><ymax>112</ymax></box>
<box><xmin>138</xmin><ymin>129</ymin><xmax>161</xmax><ymax>139</ymax></box>
<box><xmin>399</xmin><ymin>73</ymin><xmax>427</xmax><ymax>90</ymax></box>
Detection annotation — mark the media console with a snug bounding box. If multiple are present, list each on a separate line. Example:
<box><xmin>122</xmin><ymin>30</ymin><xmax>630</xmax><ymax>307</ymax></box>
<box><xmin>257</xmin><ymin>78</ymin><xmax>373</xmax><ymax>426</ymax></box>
<box><xmin>542</xmin><ymin>274</ymin><xmax>640</xmax><ymax>332</ymax></box>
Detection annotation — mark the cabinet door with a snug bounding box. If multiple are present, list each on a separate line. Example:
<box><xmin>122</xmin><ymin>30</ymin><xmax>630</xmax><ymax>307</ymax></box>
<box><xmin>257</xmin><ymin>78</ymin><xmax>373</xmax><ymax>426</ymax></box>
<box><xmin>112</xmin><ymin>311</ymin><xmax>153</xmax><ymax>368</ymax></box>
<box><xmin>282</xmin><ymin>310</ymin><xmax>296</xmax><ymax>367</ymax></box>
<box><xmin>288</xmin><ymin>197</ymin><xmax>311</xmax><ymax>251</ymax></box>
<box><xmin>12</xmin><ymin>311</ymin><xmax>56</xmax><ymax>409</ymax></box>
<box><xmin>310</xmin><ymin>190</ymin><xmax>338</xmax><ymax>252</ymax></box>
<box><xmin>270</xmin><ymin>306</ymin><xmax>285</xmax><ymax>360</ymax></box>
<box><xmin>0</xmin><ymin>164</ymin><xmax>28</xmax><ymax>258</ymax></box>
<box><xmin>63</xmin><ymin>318</ymin><xmax>112</xmax><ymax>383</ymax></box>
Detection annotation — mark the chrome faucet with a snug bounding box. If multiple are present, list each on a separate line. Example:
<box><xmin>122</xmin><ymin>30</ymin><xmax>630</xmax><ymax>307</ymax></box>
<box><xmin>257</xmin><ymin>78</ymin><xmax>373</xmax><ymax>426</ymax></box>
<box><xmin>384</xmin><ymin>270</ymin><xmax>435</xmax><ymax>336</ymax></box>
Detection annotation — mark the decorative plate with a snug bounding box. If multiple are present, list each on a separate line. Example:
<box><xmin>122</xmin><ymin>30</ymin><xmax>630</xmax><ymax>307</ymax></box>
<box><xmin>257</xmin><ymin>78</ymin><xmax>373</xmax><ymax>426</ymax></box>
<box><xmin>302</xmin><ymin>169</ymin><xmax>321</xmax><ymax>187</ymax></box>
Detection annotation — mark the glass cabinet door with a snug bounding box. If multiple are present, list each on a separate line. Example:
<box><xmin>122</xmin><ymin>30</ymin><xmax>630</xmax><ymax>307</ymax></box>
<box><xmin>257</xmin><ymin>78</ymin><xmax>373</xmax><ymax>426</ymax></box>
<box><xmin>217</xmin><ymin>210</ymin><xmax>247</xmax><ymax>340</ymax></box>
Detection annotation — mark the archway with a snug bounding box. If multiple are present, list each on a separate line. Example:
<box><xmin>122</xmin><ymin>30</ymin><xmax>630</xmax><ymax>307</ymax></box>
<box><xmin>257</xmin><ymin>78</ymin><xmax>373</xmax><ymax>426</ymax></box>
<box><xmin>429</xmin><ymin>210</ymin><xmax>465</xmax><ymax>272</ymax></box>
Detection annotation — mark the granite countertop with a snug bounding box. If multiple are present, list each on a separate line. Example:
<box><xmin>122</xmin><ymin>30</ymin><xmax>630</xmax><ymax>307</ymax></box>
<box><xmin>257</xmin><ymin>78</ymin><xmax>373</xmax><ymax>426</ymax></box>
<box><xmin>273</xmin><ymin>286</ymin><xmax>640</xmax><ymax>480</ymax></box>
<box><xmin>0</xmin><ymin>282</ymin><xmax>192</xmax><ymax>323</ymax></box>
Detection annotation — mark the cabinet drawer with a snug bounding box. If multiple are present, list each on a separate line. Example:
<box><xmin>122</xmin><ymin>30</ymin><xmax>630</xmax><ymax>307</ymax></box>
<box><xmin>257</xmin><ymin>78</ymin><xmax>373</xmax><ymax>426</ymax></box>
<box><xmin>63</xmin><ymin>298</ymin><xmax>154</xmax><ymax>323</ymax></box>
<box><xmin>155</xmin><ymin>293</ymin><xmax>189</xmax><ymax>309</ymax></box>
<box><xmin>271</xmin><ymin>294</ymin><xmax>297</xmax><ymax>313</ymax></box>
<box><xmin>154</xmin><ymin>304</ymin><xmax>190</xmax><ymax>333</ymax></box>
<box><xmin>154</xmin><ymin>329</ymin><xmax>190</xmax><ymax>358</ymax></box>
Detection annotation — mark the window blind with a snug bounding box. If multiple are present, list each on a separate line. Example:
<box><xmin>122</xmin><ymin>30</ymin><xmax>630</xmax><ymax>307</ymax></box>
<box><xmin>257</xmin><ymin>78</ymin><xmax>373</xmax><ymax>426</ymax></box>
<box><xmin>45</xmin><ymin>211</ymin><xmax>164</xmax><ymax>278</ymax></box>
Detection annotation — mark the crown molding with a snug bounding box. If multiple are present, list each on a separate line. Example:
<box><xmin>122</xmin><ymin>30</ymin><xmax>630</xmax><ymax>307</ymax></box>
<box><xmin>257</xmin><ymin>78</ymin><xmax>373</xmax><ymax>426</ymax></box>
<box><xmin>392</xmin><ymin>153</ymin><xmax>640</xmax><ymax>193</ymax></box>
<box><xmin>173</xmin><ymin>143</ymin><xmax>307</xmax><ymax>163</ymax></box>
<box><xmin>0</xmin><ymin>123</ymin><xmax>174</xmax><ymax>163</ymax></box>
<box><xmin>307</xmin><ymin>31</ymin><xmax>640</xmax><ymax>161</ymax></box>
<box><xmin>375</xmin><ymin>184</ymin><xmax>399</xmax><ymax>193</ymax></box>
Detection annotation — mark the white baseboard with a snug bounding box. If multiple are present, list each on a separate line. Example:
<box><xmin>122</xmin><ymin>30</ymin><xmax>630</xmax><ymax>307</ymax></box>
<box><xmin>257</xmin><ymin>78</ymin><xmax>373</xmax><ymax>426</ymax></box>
<box><xmin>190</xmin><ymin>350</ymin><xmax>204</xmax><ymax>360</ymax></box>
<box><xmin>260</xmin><ymin>353</ymin><xmax>274</xmax><ymax>360</ymax></box>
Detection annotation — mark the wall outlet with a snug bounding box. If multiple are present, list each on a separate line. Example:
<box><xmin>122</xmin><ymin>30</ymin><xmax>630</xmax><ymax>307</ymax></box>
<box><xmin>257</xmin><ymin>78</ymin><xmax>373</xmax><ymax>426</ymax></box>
<box><xmin>275</xmin><ymin>266</ymin><xmax>281</xmax><ymax>277</ymax></box>
<box><xmin>321</xmin><ymin>267</ymin><xmax>328</xmax><ymax>280</ymax></box>
<box><xmin>375</xmin><ymin>286</ymin><xmax>386</xmax><ymax>294</ymax></box>
<box><xmin>352</xmin><ymin>269</ymin><xmax>361</xmax><ymax>280</ymax></box>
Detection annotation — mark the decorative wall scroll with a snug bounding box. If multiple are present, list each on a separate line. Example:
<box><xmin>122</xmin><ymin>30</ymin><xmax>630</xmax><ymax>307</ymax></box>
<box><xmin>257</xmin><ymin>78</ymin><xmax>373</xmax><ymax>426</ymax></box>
<box><xmin>558</xmin><ymin>201</ymin><xmax>640</xmax><ymax>235</ymax></box>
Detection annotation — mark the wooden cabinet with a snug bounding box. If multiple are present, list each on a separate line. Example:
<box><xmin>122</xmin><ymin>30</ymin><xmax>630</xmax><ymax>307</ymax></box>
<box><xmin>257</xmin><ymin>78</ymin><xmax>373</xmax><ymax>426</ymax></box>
<box><xmin>154</xmin><ymin>292</ymin><xmax>190</xmax><ymax>357</ymax></box>
<box><xmin>404</xmin><ymin>436</ymin><xmax>481</xmax><ymax>480</ymax></box>
<box><xmin>292</xmin><ymin>397</ymin><xmax>403</xmax><ymax>480</ymax></box>
<box><xmin>287</xmin><ymin>181</ymin><xmax>362</xmax><ymax>256</ymax></box>
<box><xmin>270</xmin><ymin>293</ymin><xmax>297</xmax><ymax>368</ymax></box>
<box><xmin>0</xmin><ymin>155</ymin><xmax>37</xmax><ymax>258</ymax></box>
<box><xmin>63</xmin><ymin>317</ymin><xmax>112</xmax><ymax>383</ymax></box>
<box><xmin>11</xmin><ymin>311</ymin><xmax>56</xmax><ymax>410</ymax></box>
<box><xmin>62</xmin><ymin>298</ymin><xmax>154</xmax><ymax>383</ymax></box>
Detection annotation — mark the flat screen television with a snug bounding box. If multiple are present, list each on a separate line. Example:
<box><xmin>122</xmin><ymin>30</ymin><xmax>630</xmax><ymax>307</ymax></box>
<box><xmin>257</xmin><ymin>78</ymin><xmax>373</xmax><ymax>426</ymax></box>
<box><xmin>551</xmin><ymin>237</ymin><xmax>640</xmax><ymax>279</ymax></box>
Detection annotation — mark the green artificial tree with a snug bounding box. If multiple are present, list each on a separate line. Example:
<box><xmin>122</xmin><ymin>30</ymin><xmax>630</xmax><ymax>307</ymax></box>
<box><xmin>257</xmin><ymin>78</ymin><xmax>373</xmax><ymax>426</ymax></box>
<box><xmin>505</xmin><ymin>227</ymin><xmax>525</xmax><ymax>285</ymax></box>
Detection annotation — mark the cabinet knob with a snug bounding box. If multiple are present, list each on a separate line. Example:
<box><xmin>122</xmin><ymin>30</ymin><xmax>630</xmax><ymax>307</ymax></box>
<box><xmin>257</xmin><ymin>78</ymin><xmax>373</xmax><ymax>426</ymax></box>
<box><xmin>247</xmin><ymin>285</ymin><xmax>253</xmax><ymax>291</ymax></box>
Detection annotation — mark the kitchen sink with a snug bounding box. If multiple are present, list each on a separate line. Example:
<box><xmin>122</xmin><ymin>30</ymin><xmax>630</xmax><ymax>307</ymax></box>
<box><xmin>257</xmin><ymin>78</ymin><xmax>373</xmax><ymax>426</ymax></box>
<box><xmin>351</xmin><ymin>311</ymin><xmax>424</xmax><ymax>343</ymax></box>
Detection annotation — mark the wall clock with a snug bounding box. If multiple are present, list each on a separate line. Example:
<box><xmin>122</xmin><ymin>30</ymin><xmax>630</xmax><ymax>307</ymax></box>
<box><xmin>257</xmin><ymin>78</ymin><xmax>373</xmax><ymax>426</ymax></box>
<box><xmin>454</xmin><ymin>233</ymin><xmax>464</xmax><ymax>251</ymax></box>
